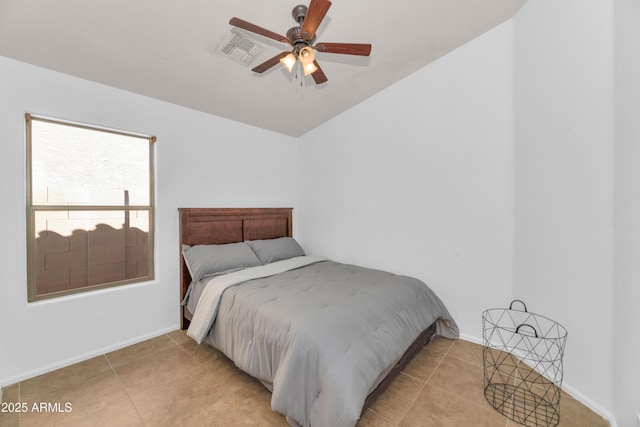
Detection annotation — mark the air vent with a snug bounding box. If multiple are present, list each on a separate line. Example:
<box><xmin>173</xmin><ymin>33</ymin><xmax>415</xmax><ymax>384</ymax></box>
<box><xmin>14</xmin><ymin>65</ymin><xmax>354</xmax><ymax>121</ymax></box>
<box><xmin>217</xmin><ymin>29</ymin><xmax>263</xmax><ymax>66</ymax></box>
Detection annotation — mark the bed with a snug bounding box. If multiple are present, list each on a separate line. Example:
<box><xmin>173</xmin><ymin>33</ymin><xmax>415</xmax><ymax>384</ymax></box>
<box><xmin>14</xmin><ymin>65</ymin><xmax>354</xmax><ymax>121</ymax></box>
<box><xmin>179</xmin><ymin>207</ymin><xmax>458</xmax><ymax>427</ymax></box>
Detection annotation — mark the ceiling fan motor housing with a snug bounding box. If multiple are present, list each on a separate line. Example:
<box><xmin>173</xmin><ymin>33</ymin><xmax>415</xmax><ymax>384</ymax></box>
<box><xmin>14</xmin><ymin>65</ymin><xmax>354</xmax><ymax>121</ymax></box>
<box><xmin>286</xmin><ymin>26</ymin><xmax>315</xmax><ymax>53</ymax></box>
<box><xmin>291</xmin><ymin>5</ymin><xmax>307</xmax><ymax>23</ymax></box>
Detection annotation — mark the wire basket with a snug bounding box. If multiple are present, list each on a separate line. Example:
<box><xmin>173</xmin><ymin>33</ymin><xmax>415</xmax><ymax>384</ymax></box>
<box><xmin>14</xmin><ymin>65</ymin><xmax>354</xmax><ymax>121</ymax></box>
<box><xmin>482</xmin><ymin>300</ymin><xmax>568</xmax><ymax>427</ymax></box>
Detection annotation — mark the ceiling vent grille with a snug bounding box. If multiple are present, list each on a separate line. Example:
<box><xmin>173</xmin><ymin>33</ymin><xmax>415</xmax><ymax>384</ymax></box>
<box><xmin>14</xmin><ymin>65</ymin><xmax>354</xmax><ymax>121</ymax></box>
<box><xmin>217</xmin><ymin>29</ymin><xmax>263</xmax><ymax>66</ymax></box>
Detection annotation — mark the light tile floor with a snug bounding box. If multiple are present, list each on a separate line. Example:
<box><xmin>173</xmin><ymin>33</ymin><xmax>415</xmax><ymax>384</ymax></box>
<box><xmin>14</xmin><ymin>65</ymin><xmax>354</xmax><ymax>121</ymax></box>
<box><xmin>1</xmin><ymin>331</ymin><xmax>609</xmax><ymax>426</ymax></box>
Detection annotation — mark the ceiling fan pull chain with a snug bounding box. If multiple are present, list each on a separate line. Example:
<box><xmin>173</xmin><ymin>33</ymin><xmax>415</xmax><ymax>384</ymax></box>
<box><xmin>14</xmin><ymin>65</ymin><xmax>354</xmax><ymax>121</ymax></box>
<box><xmin>291</xmin><ymin>61</ymin><xmax>304</xmax><ymax>100</ymax></box>
<box><xmin>299</xmin><ymin>78</ymin><xmax>304</xmax><ymax>101</ymax></box>
<box><xmin>294</xmin><ymin>61</ymin><xmax>303</xmax><ymax>94</ymax></box>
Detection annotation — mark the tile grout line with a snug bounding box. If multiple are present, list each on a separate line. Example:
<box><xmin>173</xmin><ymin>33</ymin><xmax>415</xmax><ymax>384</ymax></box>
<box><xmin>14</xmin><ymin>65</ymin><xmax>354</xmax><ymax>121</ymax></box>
<box><xmin>103</xmin><ymin>353</ymin><xmax>147</xmax><ymax>426</ymax></box>
<box><xmin>401</xmin><ymin>339</ymin><xmax>511</xmax><ymax>426</ymax></box>
<box><xmin>442</xmin><ymin>347</ymin><xmax>514</xmax><ymax>424</ymax></box>
<box><xmin>394</xmin><ymin>346</ymin><xmax>449</xmax><ymax>426</ymax></box>
<box><xmin>366</xmin><ymin>372</ymin><xmax>427</xmax><ymax>426</ymax></box>
<box><xmin>366</xmin><ymin>345</ymin><xmax>445</xmax><ymax>426</ymax></box>
<box><xmin>105</xmin><ymin>335</ymin><xmax>179</xmax><ymax>370</ymax></box>
<box><xmin>365</xmin><ymin>407</ymin><xmax>397</xmax><ymax>425</ymax></box>
<box><xmin>368</xmin><ymin>342</ymin><xmax>453</xmax><ymax>426</ymax></box>
<box><xmin>166</xmin><ymin>332</ymin><xmax>181</xmax><ymax>346</ymax></box>
<box><xmin>396</xmin><ymin>376</ymin><xmax>427</xmax><ymax>426</ymax></box>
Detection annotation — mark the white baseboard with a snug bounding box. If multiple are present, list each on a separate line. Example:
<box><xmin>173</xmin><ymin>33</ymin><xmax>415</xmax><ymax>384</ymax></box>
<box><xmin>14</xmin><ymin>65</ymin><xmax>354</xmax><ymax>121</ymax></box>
<box><xmin>561</xmin><ymin>383</ymin><xmax>617</xmax><ymax>427</ymax></box>
<box><xmin>457</xmin><ymin>332</ymin><xmax>617</xmax><ymax>427</ymax></box>
<box><xmin>0</xmin><ymin>324</ymin><xmax>179</xmax><ymax>389</ymax></box>
<box><xmin>458</xmin><ymin>331</ymin><xmax>483</xmax><ymax>345</ymax></box>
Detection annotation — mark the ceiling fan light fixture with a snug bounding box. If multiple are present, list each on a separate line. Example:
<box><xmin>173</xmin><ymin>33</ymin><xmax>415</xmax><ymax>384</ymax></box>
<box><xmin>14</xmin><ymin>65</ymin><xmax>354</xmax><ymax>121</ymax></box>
<box><xmin>280</xmin><ymin>52</ymin><xmax>297</xmax><ymax>72</ymax></box>
<box><xmin>298</xmin><ymin>46</ymin><xmax>315</xmax><ymax>65</ymax></box>
<box><xmin>303</xmin><ymin>61</ymin><xmax>318</xmax><ymax>76</ymax></box>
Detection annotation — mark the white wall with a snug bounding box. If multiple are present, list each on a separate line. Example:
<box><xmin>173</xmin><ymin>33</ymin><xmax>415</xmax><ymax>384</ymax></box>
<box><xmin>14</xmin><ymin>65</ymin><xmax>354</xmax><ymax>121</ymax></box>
<box><xmin>0</xmin><ymin>56</ymin><xmax>298</xmax><ymax>387</ymax></box>
<box><xmin>613</xmin><ymin>0</ymin><xmax>640</xmax><ymax>425</ymax></box>
<box><xmin>298</xmin><ymin>22</ymin><xmax>516</xmax><ymax>343</ymax></box>
<box><xmin>513</xmin><ymin>0</ymin><xmax>615</xmax><ymax>416</ymax></box>
<box><xmin>300</xmin><ymin>1</ymin><xmax>626</xmax><ymax>423</ymax></box>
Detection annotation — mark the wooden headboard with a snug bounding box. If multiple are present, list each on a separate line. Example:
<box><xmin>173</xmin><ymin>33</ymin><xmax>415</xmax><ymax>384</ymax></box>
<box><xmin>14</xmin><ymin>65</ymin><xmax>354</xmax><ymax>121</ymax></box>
<box><xmin>178</xmin><ymin>208</ymin><xmax>293</xmax><ymax>329</ymax></box>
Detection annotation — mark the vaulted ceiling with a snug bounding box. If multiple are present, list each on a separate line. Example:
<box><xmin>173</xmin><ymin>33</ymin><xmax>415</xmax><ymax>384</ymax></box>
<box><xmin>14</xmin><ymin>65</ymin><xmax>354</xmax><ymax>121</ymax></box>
<box><xmin>0</xmin><ymin>0</ymin><xmax>527</xmax><ymax>136</ymax></box>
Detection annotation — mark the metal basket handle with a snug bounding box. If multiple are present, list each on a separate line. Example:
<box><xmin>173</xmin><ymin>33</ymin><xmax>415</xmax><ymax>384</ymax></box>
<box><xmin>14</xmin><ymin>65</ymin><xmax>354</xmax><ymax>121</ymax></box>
<box><xmin>515</xmin><ymin>323</ymin><xmax>538</xmax><ymax>338</ymax></box>
<box><xmin>509</xmin><ymin>299</ymin><xmax>528</xmax><ymax>312</ymax></box>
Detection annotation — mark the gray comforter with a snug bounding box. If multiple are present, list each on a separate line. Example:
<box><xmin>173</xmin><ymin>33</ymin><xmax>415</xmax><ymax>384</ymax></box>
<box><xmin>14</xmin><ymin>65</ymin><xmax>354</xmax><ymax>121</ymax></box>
<box><xmin>206</xmin><ymin>260</ymin><xmax>458</xmax><ymax>427</ymax></box>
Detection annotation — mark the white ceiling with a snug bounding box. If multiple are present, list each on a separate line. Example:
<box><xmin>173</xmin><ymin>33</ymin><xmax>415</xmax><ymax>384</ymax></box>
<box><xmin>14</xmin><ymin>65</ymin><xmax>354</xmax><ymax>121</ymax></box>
<box><xmin>0</xmin><ymin>0</ymin><xmax>526</xmax><ymax>136</ymax></box>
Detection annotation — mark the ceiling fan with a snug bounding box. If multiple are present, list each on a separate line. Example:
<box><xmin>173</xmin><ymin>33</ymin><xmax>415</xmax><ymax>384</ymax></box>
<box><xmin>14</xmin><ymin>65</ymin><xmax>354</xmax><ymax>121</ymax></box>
<box><xmin>229</xmin><ymin>0</ymin><xmax>372</xmax><ymax>84</ymax></box>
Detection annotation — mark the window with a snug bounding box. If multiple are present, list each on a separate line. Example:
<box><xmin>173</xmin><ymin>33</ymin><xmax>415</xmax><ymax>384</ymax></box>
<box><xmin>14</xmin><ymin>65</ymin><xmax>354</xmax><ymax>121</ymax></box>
<box><xmin>26</xmin><ymin>114</ymin><xmax>155</xmax><ymax>301</ymax></box>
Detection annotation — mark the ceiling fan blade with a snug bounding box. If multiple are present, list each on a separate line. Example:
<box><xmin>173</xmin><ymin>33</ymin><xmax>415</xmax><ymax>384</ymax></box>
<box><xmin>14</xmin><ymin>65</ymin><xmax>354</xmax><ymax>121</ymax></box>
<box><xmin>311</xmin><ymin>60</ymin><xmax>328</xmax><ymax>84</ymax></box>
<box><xmin>300</xmin><ymin>0</ymin><xmax>332</xmax><ymax>41</ymax></box>
<box><xmin>229</xmin><ymin>17</ymin><xmax>290</xmax><ymax>44</ymax></box>
<box><xmin>315</xmin><ymin>42</ymin><xmax>372</xmax><ymax>56</ymax></box>
<box><xmin>252</xmin><ymin>51</ymin><xmax>291</xmax><ymax>73</ymax></box>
